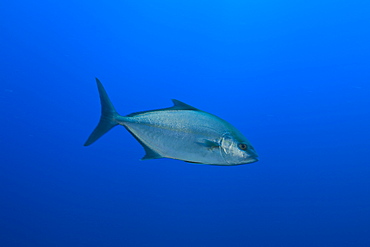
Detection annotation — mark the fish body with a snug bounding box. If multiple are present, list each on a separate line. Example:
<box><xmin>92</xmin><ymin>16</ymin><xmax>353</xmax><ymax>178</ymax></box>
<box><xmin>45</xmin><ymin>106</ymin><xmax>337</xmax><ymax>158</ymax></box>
<box><xmin>85</xmin><ymin>78</ymin><xmax>258</xmax><ymax>166</ymax></box>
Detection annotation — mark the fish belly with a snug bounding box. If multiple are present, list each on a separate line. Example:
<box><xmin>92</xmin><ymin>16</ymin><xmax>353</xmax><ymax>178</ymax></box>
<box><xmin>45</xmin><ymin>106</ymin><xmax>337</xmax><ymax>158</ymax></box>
<box><xmin>123</xmin><ymin>111</ymin><xmax>226</xmax><ymax>164</ymax></box>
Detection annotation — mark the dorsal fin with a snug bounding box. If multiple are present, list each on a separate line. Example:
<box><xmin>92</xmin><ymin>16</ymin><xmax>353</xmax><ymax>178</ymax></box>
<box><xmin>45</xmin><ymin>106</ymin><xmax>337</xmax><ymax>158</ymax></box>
<box><xmin>171</xmin><ymin>99</ymin><xmax>200</xmax><ymax>111</ymax></box>
<box><xmin>126</xmin><ymin>99</ymin><xmax>200</xmax><ymax>117</ymax></box>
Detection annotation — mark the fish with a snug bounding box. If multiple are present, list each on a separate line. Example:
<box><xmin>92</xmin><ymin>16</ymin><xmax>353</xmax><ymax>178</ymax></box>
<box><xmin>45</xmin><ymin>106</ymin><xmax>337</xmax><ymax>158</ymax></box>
<box><xmin>84</xmin><ymin>78</ymin><xmax>258</xmax><ymax>166</ymax></box>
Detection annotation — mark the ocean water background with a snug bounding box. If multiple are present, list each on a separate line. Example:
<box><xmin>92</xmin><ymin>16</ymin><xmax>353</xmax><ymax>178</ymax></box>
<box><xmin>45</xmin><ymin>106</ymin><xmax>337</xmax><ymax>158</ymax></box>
<box><xmin>1</xmin><ymin>0</ymin><xmax>369</xmax><ymax>246</ymax></box>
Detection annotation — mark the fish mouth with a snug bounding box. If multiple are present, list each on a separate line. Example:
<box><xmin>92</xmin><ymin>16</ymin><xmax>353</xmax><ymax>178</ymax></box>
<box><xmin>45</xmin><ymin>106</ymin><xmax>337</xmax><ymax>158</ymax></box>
<box><xmin>244</xmin><ymin>152</ymin><xmax>259</xmax><ymax>164</ymax></box>
<box><xmin>245</xmin><ymin>157</ymin><xmax>259</xmax><ymax>164</ymax></box>
<box><xmin>246</xmin><ymin>149</ymin><xmax>258</xmax><ymax>164</ymax></box>
<box><xmin>227</xmin><ymin>157</ymin><xmax>258</xmax><ymax>166</ymax></box>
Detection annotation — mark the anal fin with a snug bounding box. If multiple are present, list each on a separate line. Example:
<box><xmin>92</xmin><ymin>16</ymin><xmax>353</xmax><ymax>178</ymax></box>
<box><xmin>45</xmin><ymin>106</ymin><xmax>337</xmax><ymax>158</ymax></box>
<box><xmin>124</xmin><ymin>126</ymin><xmax>163</xmax><ymax>161</ymax></box>
<box><xmin>141</xmin><ymin>147</ymin><xmax>163</xmax><ymax>160</ymax></box>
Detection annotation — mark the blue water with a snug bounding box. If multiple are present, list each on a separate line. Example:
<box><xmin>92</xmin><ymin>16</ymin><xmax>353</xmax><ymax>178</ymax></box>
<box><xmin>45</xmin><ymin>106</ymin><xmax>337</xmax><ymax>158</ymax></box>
<box><xmin>1</xmin><ymin>1</ymin><xmax>369</xmax><ymax>246</ymax></box>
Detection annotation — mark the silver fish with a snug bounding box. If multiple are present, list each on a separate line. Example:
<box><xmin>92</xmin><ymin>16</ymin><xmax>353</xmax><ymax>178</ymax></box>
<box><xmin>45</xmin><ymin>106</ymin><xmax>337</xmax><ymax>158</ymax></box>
<box><xmin>84</xmin><ymin>78</ymin><xmax>258</xmax><ymax>165</ymax></box>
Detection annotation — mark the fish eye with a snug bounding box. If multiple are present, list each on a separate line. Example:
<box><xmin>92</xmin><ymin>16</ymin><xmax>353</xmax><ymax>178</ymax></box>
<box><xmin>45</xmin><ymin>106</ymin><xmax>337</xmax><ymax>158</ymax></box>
<box><xmin>238</xmin><ymin>143</ymin><xmax>248</xmax><ymax>150</ymax></box>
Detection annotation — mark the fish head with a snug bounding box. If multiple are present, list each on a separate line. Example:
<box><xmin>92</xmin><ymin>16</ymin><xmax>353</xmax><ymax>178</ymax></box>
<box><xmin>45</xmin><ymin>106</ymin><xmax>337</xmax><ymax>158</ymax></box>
<box><xmin>220</xmin><ymin>133</ymin><xmax>258</xmax><ymax>165</ymax></box>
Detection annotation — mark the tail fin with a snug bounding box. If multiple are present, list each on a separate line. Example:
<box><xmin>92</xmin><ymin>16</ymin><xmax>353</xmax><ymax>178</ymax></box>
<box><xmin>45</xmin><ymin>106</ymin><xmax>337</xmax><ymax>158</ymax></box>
<box><xmin>84</xmin><ymin>78</ymin><xmax>120</xmax><ymax>146</ymax></box>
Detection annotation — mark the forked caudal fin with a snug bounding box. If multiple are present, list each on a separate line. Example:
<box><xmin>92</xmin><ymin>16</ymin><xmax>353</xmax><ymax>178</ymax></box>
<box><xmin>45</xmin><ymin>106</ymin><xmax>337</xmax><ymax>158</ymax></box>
<box><xmin>84</xmin><ymin>78</ymin><xmax>120</xmax><ymax>146</ymax></box>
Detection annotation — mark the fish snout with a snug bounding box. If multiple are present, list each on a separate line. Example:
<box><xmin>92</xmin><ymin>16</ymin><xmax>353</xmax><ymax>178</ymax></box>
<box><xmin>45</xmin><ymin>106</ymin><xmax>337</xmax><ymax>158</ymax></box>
<box><xmin>245</xmin><ymin>149</ymin><xmax>258</xmax><ymax>163</ymax></box>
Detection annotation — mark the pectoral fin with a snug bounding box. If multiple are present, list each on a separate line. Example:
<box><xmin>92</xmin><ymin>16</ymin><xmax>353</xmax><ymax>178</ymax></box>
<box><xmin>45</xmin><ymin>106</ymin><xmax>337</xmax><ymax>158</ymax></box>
<box><xmin>196</xmin><ymin>139</ymin><xmax>220</xmax><ymax>149</ymax></box>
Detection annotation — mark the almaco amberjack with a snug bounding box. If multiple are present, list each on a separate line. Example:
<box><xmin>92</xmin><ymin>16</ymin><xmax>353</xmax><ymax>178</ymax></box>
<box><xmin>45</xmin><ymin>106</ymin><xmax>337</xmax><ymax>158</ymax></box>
<box><xmin>84</xmin><ymin>78</ymin><xmax>258</xmax><ymax>165</ymax></box>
